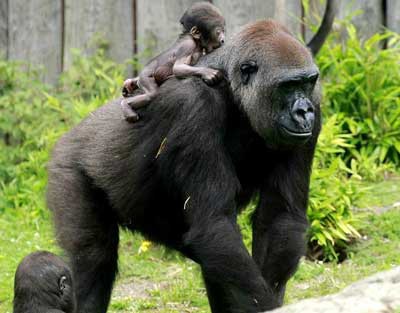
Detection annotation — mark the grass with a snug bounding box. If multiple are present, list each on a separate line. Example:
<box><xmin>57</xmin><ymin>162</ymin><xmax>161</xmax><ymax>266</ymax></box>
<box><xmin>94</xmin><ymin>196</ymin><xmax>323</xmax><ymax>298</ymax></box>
<box><xmin>1</xmin><ymin>178</ymin><xmax>398</xmax><ymax>313</ymax></box>
<box><xmin>355</xmin><ymin>176</ymin><xmax>400</xmax><ymax>208</ymax></box>
<box><xmin>0</xmin><ymin>211</ymin><xmax>58</xmax><ymax>311</ymax></box>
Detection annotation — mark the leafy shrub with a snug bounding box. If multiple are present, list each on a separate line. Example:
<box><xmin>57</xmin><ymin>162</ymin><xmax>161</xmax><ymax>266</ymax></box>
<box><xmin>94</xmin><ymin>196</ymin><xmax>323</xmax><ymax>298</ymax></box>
<box><xmin>0</xmin><ymin>59</ymin><xmax>53</xmax><ymax>215</ymax></box>
<box><xmin>238</xmin><ymin>198</ymin><xmax>256</xmax><ymax>250</ymax></box>
<box><xmin>0</xmin><ymin>59</ymin><xmax>56</xmax><ymax>188</ymax></box>
<box><xmin>307</xmin><ymin>115</ymin><xmax>361</xmax><ymax>261</ymax></box>
<box><xmin>0</xmin><ymin>49</ymin><xmax>123</xmax><ymax>218</ymax></box>
<box><xmin>59</xmin><ymin>48</ymin><xmax>124</xmax><ymax>101</ymax></box>
<box><xmin>318</xmin><ymin>25</ymin><xmax>400</xmax><ymax>168</ymax></box>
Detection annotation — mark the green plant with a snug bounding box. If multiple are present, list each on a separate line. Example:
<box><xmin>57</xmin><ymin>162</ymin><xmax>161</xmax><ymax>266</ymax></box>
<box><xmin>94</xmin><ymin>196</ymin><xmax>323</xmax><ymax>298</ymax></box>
<box><xmin>60</xmin><ymin>48</ymin><xmax>124</xmax><ymax>101</ymax></box>
<box><xmin>317</xmin><ymin>25</ymin><xmax>400</xmax><ymax>166</ymax></box>
<box><xmin>237</xmin><ymin>198</ymin><xmax>257</xmax><ymax>250</ymax></box>
<box><xmin>307</xmin><ymin>115</ymin><xmax>362</xmax><ymax>261</ymax></box>
<box><xmin>0</xmin><ymin>49</ymin><xmax>123</xmax><ymax>217</ymax></box>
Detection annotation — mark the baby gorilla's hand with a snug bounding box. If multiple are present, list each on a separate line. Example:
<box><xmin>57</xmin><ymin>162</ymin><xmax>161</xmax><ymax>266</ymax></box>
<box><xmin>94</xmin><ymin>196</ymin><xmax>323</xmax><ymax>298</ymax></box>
<box><xmin>122</xmin><ymin>78</ymin><xmax>139</xmax><ymax>97</ymax></box>
<box><xmin>200</xmin><ymin>68</ymin><xmax>223</xmax><ymax>85</ymax></box>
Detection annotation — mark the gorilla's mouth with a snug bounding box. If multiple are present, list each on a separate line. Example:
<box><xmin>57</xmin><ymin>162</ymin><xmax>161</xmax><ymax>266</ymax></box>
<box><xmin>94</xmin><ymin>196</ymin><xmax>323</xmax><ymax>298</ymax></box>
<box><xmin>280</xmin><ymin>125</ymin><xmax>312</xmax><ymax>139</ymax></box>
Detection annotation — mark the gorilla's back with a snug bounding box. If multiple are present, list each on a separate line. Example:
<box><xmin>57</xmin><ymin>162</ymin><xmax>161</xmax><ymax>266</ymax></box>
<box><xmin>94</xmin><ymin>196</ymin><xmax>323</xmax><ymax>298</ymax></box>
<box><xmin>47</xmin><ymin>77</ymin><xmax>231</xmax><ymax>229</ymax></box>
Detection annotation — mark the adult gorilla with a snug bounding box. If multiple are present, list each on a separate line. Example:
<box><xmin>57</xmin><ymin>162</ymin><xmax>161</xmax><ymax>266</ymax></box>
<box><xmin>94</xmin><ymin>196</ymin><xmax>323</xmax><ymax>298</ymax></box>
<box><xmin>47</xmin><ymin>1</ymin><xmax>336</xmax><ymax>312</ymax></box>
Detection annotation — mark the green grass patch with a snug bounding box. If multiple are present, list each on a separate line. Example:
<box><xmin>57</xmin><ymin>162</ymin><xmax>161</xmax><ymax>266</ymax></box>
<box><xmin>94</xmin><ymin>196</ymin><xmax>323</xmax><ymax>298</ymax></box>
<box><xmin>0</xmin><ymin>211</ymin><xmax>61</xmax><ymax>313</ymax></box>
<box><xmin>355</xmin><ymin>176</ymin><xmax>400</xmax><ymax>208</ymax></box>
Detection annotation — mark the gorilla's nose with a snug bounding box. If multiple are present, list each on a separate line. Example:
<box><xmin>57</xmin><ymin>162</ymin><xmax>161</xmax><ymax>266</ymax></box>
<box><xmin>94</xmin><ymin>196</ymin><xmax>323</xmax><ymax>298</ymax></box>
<box><xmin>291</xmin><ymin>98</ymin><xmax>314</xmax><ymax>129</ymax></box>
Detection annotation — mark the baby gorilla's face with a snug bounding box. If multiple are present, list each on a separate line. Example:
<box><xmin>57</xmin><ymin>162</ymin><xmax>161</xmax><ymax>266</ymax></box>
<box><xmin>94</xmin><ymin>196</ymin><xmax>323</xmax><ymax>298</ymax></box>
<box><xmin>205</xmin><ymin>26</ymin><xmax>225</xmax><ymax>53</ymax></box>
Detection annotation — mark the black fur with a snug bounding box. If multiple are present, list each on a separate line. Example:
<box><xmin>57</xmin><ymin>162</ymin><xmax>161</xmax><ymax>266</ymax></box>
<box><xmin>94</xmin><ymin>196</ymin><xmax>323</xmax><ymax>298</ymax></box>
<box><xmin>13</xmin><ymin>251</ymin><xmax>75</xmax><ymax>313</ymax></box>
<box><xmin>47</xmin><ymin>19</ymin><xmax>327</xmax><ymax>313</ymax></box>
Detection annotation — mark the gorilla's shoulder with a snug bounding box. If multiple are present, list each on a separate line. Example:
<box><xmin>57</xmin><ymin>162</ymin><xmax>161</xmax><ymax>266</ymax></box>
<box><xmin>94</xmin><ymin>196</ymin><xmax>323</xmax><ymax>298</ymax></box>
<box><xmin>161</xmin><ymin>76</ymin><xmax>230</xmax><ymax>103</ymax></box>
<box><xmin>85</xmin><ymin>98</ymin><xmax>125</xmax><ymax>122</ymax></box>
<box><xmin>153</xmin><ymin>77</ymin><xmax>232</xmax><ymax>124</ymax></box>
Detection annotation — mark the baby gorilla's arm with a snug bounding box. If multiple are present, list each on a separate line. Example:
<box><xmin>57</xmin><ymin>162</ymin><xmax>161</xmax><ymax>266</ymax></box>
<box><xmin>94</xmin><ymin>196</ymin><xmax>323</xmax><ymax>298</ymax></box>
<box><xmin>173</xmin><ymin>55</ymin><xmax>222</xmax><ymax>85</ymax></box>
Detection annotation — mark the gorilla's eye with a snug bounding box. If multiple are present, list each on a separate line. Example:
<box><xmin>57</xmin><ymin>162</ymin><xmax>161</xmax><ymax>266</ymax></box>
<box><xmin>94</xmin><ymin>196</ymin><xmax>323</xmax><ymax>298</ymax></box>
<box><xmin>308</xmin><ymin>73</ymin><xmax>319</xmax><ymax>84</ymax></box>
<box><xmin>240</xmin><ymin>61</ymin><xmax>258</xmax><ymax>84</ymax></box>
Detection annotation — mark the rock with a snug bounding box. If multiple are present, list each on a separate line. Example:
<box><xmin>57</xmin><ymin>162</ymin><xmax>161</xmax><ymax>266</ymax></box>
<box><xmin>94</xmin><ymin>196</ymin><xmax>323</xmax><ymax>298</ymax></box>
<box><xmin>270</xmin><ymin>267</ymin><xmax>400</xmax><ymax>313</ymax></box>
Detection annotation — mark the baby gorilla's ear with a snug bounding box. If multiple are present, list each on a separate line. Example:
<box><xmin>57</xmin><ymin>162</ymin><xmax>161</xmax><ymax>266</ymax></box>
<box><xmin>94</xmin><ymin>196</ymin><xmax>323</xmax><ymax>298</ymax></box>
<box><xmin>58</xmin><ymin>276</ymin><xmax>68</xmax><ymax>296</ymax></box>
<box><xmin>190</xmin><ymin>26</ymin><xmax>201</xmax><ymax>40</ymax></box>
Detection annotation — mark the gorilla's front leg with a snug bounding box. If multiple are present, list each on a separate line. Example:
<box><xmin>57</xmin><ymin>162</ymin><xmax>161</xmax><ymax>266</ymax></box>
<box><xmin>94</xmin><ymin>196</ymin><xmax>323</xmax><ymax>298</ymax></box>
<box><xmin>253</xmin><ymin>209</ymin><xmax>308</xmax><ymax>305</ymax></box>
<box><xmin>252</xmin><ymin>178</ymin><xmax>309</xmax><ymax>306</ymax></box>
<box><xmin>183</xmin><ymin>216</ymin><xmax>278</xmax><ymax>313</ymax></box>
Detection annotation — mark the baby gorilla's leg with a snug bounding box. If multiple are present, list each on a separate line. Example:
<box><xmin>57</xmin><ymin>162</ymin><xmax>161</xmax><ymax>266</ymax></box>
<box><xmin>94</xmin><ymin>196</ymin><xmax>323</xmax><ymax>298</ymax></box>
<box><xmin>121</xmin><ymin>76</ymin><xmax>159</xmax><ymax>123</ymax></box>
<box><xmin>121</xmin><ymin>98</ymin><xmax>139</xmax><ymax>122</ymax></box>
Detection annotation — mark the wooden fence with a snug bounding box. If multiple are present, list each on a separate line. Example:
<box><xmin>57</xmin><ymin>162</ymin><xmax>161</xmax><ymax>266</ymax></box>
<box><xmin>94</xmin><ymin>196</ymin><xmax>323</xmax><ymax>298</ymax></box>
<box><xmin>0</xmin><ymin>0</ymin><xmax>399</xmax><ymax>84</ymax></box>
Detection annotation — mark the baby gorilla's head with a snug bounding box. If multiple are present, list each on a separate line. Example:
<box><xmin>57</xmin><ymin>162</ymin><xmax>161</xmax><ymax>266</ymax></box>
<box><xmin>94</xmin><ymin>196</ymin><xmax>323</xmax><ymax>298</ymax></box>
<box><xmin>180</xmin><ymin>2</ymin><xmax>226</xmax><ymax>53</ymax></box>
<box><xmin>13</xmin><ymin>251</ymin><xmax>75</xmax><ymax>313</ymax></box>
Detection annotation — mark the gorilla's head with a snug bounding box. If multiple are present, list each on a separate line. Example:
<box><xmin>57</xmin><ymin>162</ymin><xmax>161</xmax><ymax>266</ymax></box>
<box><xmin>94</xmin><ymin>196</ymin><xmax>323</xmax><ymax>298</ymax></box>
<box><xmin>223</xmin><ymin>20</ymin><xmax>321</xmax><ymax>149</ymax></box>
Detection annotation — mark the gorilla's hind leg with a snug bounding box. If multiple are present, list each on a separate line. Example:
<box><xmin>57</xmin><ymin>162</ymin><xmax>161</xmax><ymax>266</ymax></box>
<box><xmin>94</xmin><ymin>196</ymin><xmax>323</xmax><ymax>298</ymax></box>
<box><xmin>48</xmin><ymin>168</ymin><xmax>119</xmax><ymax>313</ymax></box>
<box><xmin>72</xmin><ymin>224</ymin><xmax>119</xmax><ymax>313</ymax></box>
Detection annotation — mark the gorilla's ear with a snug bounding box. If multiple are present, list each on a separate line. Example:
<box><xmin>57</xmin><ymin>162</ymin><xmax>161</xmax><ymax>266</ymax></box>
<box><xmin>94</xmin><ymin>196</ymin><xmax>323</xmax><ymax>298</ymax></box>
<box><xmin>190</xmin><ymin>26</ymin><xmax>201</xmax><ymax>40</ymax></box>
<box><xmin>240</xmin><ymin>61</ymin><xmax>258</xmax><ymax>84</ymax></box>
<box><xmin>58</xmin><ymin>276</ymin><xmax>67</xmax><ymax>295</ymax></box>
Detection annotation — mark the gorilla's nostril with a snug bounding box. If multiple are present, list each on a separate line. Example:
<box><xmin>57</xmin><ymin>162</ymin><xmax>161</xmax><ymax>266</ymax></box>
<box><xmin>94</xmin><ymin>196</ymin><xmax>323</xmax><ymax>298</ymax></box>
<box><xmin>295</xmin><ymin>108</ymin><xmax>307</xmax><ymax>116</ymax></box>
<box><xmin>292</xmin><ymin>99</ymin><xmax>314</xmax><ymax>120</ymax></box>
<box><xmin>293</xmin><ymin>108</ymin><xmax>308</xmax><ymax>120</ymax></box>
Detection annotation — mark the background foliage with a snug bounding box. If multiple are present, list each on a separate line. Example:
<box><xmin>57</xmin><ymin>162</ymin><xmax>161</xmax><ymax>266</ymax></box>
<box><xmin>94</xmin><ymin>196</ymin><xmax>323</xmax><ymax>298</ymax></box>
<box><xmin>0</xmin><ymin>24</ymin><xmax>399</xmax><ymax>267</ymax></box>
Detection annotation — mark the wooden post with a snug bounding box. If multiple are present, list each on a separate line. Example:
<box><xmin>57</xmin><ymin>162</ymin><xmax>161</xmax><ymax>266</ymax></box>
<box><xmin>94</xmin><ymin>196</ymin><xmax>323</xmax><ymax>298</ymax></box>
<box><xmin>63</xmin><ymin>0</ymin><xmax>134</xmax><ymax>74</ymax></box>
<box><xmin>8</xmin><ymin>0</ymin><xmax>63</xmax><ymax>84</ymax></box>
<box><xmin>387</xmin><ymin>1</ymin><xmax>400</xmax><ymax>33</ymax></box>
<box><xmin>303</xmin><ymin>0</ymin><xmax>326</xmax><ymax>43</ymax></box>
<box><xmin>0</xmin><ymin>0</ymin><xmax>8</xmax><ymax>58</ymax></box>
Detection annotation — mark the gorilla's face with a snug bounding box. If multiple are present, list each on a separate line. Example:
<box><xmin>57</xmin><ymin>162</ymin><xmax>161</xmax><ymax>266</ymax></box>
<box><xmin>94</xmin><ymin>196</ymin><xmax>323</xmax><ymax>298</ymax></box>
<box><xmin>267</xmin><ymin>67</ymin><xmax>319</xmax><ymax>146</ymax></box>
<box><xmin>227</xmin><ymin>21</ymin><xmax>321</xmax><ymax>149</ymax></box>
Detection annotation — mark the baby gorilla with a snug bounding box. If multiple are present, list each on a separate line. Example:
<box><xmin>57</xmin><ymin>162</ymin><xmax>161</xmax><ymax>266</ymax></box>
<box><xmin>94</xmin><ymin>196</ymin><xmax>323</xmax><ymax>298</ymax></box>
<box><xmin>121</xmin><ymin>2</ymin><xmax>226</xmax><ymax>122</ymax></box>
<box><xmin>13</xmin><ymin>251</ymin><xmax>75</xmax><ymax>313</ymax></box>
